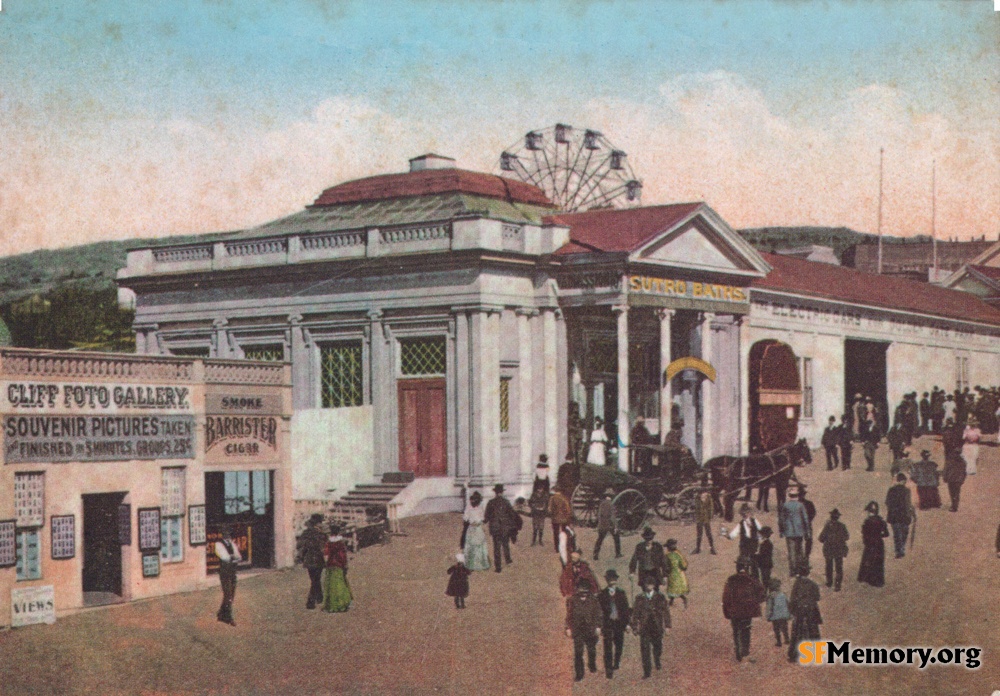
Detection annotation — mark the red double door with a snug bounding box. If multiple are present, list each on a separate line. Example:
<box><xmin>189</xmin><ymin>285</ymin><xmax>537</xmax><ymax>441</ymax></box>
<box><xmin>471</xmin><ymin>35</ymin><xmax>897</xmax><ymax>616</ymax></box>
<box><xmin>398</xmin><ymin>378</ymin><xmax>447</xmax><ymax>477</ymax></box>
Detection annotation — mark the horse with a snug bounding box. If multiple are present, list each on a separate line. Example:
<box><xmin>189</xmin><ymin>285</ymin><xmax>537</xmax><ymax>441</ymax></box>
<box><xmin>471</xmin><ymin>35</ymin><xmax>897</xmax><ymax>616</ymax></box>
<box><xmin>706</xmin><ymin>439</ymin><xmax>812</xmax><ymax>521</ymax></box>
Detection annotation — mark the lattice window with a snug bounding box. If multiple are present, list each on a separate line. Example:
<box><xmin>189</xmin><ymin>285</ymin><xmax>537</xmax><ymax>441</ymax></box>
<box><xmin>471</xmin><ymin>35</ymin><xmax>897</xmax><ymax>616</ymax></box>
<box><xmin>161</xmin><ymin>468</ymin><xmax>186</xmax><ymax>517</ymax></box>
<box><xmin>320</xmin><ymin>342</ymin><xmax>363</xmax><ymax>408</ymax></box>
<box><xmin>171</xmin><ymin>346</ymin><xmax>210</xmax><ymax>358</ymax></box>
<box><xmin>500</xmin><ymin>377</ymin><xmax>511</xmax><ymax>433</ymax></box>
<box><xmin>400</xmin><ymin>337</ymin><xmax>446</xmax><ymax>376</ymax></box>
<box><xmin>244</xmin><ymin>344</ymin><xmax>284</xmax><ymax>362</ymax></box>
<box><xmin>160</xmin><ymin>517</ymin><xmax>184</xmax><ymax>563</ymax></box>
<box><xmin>587</xmin><ymin>340</ymin><xmax>617</xmax><ymax>376</ymax></box>
<box><xmin>14</xmin><ymin>473</ymin><xmax>44</xmax><ymax>528</ymax></box>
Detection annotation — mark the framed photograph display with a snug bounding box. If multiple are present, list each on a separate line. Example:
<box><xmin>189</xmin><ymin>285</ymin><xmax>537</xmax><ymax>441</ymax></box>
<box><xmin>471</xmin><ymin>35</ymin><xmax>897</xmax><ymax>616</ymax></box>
<box><xmin>50</xmin><ymin>515</ymin><xmax>75</xmax><ymax>560</ymax></box>
<box><xmin>138</xmin><ymin>508</ymin><xmax>162</xmax><ymax>552</ymax></box>
<box><xmin>0</xmin><ymin>520</ymin><xmax>16</xmax><ymax>568</ymax></box>
<box><xmin>188</xmin><ymin>505</ymin><xmax>207</xmax><ymax>546</ymax></box>
<box><xmin>142</xmin><ymin>553</ymin><xmax>160</xmax><ymax>578</ymax></box>
<box><xmin>118</xmin><ymin>503</ymin><xmax>132</xmax><ymax>546</ymax></box>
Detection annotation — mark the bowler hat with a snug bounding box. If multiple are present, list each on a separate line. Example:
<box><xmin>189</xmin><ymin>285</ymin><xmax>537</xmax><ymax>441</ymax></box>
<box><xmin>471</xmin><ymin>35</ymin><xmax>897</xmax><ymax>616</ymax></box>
<box><xmin>308</xmin><ymin>513</ymin><xmax>324</xmax><ymax>525</ymax></box>
<box><xmin>829</xmin><ymin>508</ymin><xmax>841</xmax><ymax>519</ymax></box>
<box><xmin>641</xmin><ymin>527</ymin><xmax>656</xmax><ymax>540</ymax></box>
<box><xmin>539</xmin><ymin>454</ymin><xmax>548</xmax><ymax>463</ymax></box>
<box><xmin>739</xmin><ymin>503</ymin><xmax>753</xmax><ymax>514</ymax></box>
<box><xmin>493</xmin><ymin>484</ymin><xmax>505</xmax><ymax>494</ymax></box>
<box><xmin>865</xmin><ymin>501</ymin><xmax>879</xmax><ymax>514</ymax></box>
<box><xmin>605</xmin><ymin>569</ymin><xmax>619</xmax><ymax>581</ymax></box>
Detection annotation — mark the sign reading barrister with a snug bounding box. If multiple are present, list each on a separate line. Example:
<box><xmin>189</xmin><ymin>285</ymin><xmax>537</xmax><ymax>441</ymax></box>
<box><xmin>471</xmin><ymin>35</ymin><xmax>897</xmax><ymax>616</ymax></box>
<box><xmin>204</xmin><ymin>391</ymin><xmax>283</xmax><ymax>464</ymax></box>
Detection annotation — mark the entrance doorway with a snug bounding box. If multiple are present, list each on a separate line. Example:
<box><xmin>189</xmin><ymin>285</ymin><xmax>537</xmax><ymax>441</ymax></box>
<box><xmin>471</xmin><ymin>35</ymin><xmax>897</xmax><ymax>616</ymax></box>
<box><xmin>204</xmin><ymin>471</ymin><xmax>275</xmax><ymax>570</ymax></box>
<box><xmin>398</xmin><ymin>378</ymin><xmax>447</xmax><ymax>477</ymax></box>
<box><xmin>844</xmin><ymin>339</ymin><xmax>889</xmax><ymax>433</ymax></box>
<box><xmin>749</xmin><ymin>340</ymin><xmax>802</xmax><ymax>452</ymax></box>
<box><xmin>82</xmin><ymin>492</ymin><xmax>126</xmax><ymax>601</ymax></box>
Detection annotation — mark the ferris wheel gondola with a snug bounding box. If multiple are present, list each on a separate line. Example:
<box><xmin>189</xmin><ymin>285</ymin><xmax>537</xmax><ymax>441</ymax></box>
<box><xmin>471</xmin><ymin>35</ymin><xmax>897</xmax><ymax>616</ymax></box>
<box><xmin>499</xmin><ymin>124</ymin><xmax>642</xmax><ymax>212</ymax></box>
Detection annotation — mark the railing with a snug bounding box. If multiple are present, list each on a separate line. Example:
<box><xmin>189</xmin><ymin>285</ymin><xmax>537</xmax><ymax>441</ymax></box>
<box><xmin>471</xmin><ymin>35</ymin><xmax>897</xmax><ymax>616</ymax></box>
<box><xmin>300</xmin><ymin>231</ymin><xmax>365</xmax><ymax>250</ymax></box>
<box><xmin>225</xmin><ymin>238</ymin><xmax>288</xmax><ymax>257</ymax></box>
<box><xmin>204</xmin><ymin>360</ymin><xmax>288</xmax><ymax>385</ymax></box>
<box><xmin>152</xmin><ymin>245</ymin><xmax>213</xmax><ymax>263</ymax></box>
<box><xmin>380</xmin><ymin>224</ymin><xmax>450</xmax><ymax>244</ymax></box>
<box><xmin>0</xmin><ymin>349</ymin><xmax>196</xmax><ymax>381</ymax></box>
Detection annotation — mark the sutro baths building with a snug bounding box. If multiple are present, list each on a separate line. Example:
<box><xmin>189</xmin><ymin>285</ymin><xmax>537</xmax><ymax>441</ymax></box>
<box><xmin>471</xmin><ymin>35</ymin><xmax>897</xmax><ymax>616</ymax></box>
<box><xmin>117</xmin><ymin>154</ymin><xmax>1000</xmax><ymax>514</ymax></box>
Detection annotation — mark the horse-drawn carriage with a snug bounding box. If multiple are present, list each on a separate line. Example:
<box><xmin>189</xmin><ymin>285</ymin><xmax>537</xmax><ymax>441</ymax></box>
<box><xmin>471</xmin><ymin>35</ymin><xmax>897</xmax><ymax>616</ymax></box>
<box><xmin>569</xmin><ymin>440</ymin><xmax>703</xmax><ymax>534</ymax></box>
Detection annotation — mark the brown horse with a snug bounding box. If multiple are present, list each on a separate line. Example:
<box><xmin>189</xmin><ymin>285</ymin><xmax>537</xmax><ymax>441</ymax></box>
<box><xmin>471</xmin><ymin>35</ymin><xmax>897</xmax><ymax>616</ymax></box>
<box><xmin>706</xmin><ymin>439</ymin><xmax>812</xmax><ymax>521</ymax></box>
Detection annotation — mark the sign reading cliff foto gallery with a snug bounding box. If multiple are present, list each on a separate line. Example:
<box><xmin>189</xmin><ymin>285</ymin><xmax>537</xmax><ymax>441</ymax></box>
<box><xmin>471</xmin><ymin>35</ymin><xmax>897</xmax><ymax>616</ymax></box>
<box><xmin>4</xmin><ymin>383</ymin><xmax>192</xmax><ymax>412</ymax></box>
<box><xmin>204</xmin><ymin>392</ymin><xmax>283</xmax><ymax>463</ymax></box>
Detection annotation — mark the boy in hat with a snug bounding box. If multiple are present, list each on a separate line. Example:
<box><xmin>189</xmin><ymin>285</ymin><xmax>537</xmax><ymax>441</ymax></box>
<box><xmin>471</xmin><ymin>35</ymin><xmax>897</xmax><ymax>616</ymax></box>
<box><xmin>692</xmin><ymin>481</ymin><xmax>716</xmax><ymax>554</ymax></box>
<box><xmin>598</xmin><ymin>569</ymin><xmax>630</xmax><ymax>678</ymax></box>
<box><xmin>630</xmin><ymin>577</ymin><xmax>670</xmax><ymax>678</ymax></box>
<box><xmin>594</xmin><ymin>490</ymin><xmax>621</xmax><ymax>560</ymax></box>
<box><xmin>765</xmin><ymin>577</ymin><xmax>791</xmax><ymax>647</ymax></box>
<box><xmin>817</xmin><ymin>509</ymin><xmax>849</xmax><ymax>591</ymax></box>
<box><xmin>629</xmin><ymin>526</ymin><xmax>667</xmax><ymax>590</ymax></box>
<box><xmin>297</xmin><ymin>513</ymin><xmax>328</xmax><ymax>609</ymax></box>
<box><xmin>755</xmin><ymin>526</ymin><xmax>774</xmax><ymax>589</ymax></box>
<box><xmin>664</xmin><ymin>539</ymin><xmax>689</xmax><ymax>608</ymax></box>
<box><xmin>565</xmin><ymin>577</ymin><xmax>603</xmax><ymax>682</ymax></box>
<box><xmin>548</xmin><ymin>486</ymin><xmax>573</xmax><ymax>553</ymax></box>
<box><xmin>484</xmin><ymin>483</ymin><xmax>517</xmax><ymax>572</ymax></box>
<box><xmin>529</xmin><ymin>455</ymin><xmax>551</xmax><ymax>546</ymax></box>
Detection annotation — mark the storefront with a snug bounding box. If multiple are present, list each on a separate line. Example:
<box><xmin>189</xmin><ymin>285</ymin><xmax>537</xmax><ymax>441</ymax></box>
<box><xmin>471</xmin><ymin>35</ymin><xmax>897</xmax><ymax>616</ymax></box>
<box><xmin>0</xmin><ymin>350</ymin><xmax>293</xmax><ymax>627</ymax></box>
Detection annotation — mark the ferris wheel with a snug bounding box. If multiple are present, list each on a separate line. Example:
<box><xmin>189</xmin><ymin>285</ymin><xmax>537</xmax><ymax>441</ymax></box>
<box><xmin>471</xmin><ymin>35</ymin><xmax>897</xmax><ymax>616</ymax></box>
<box><xmin>499</xmin><ymin>124</ymin><xmax>642</xmax><ymax>212</ymax></box>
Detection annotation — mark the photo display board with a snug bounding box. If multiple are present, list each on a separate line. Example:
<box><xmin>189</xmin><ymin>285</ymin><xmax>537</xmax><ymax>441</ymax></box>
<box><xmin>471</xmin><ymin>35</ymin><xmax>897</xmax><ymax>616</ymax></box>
<box><xmin>142</xmin><ymin>554</ymin><xmax>160</xmax><ymax>578</ymax></box>
<box><xmin>188</xmin><ymin>505</ymin><xmax>206</xmax><ymax>545</ymax></box>
<box><xmin>138</xmin><ymin>508</ymin><xmax>161</xmax><ymax>551</ymax></box>
<box><xmin>50</xmin><ymin>515</ymin><xmax>75</xmax><ymax>559</ymax></box>
<box><xmin>0</xmin><ymin>520</ymin><xmax>16</xmax><ymax>567</ymax></box>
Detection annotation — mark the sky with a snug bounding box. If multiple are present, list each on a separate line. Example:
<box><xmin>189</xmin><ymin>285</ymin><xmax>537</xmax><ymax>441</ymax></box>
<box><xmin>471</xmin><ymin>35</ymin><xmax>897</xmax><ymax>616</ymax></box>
<box><xmin>0</xmin><ymin>0</ymin><xmax>997</xmax><ymax>257</ymax></box>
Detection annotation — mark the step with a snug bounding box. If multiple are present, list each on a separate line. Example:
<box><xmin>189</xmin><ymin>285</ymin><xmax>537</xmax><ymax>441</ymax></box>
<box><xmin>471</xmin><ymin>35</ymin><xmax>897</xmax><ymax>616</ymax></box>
<box><xmin>381</xmin><ymin>472</ymin><xmax>415</xmax><ymax>485</ymax></box>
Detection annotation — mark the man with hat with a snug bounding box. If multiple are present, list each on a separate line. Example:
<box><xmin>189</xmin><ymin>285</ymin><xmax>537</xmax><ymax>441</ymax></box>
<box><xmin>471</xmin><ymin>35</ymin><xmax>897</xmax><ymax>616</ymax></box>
<box><xmin>484</xmin><ymin>483</ymin><xmax>518</xmax><ymax>572</ymax></box>
<box><xmin>598</xmin><ymin>569</ymin><xmax>631</xmax><ymax>678</ymax></box>
<box><xmin>297</xmin><ymin>513</ymin><xmax>328</xmax><ymax>609</ymax></box>
<box><xmin>817</xmin><ymin>509</ymin><xmax>849</xmax><ymax>591</ymax></box>
<box><xmin>821</xmin><ymin>416</ymin><xmax>840</xmax><ymax>471</ymax></box>
<box><xmin>565</xmin><ymin>576</ymin><xmax>603</xmax><ymax>682</ymax></box>
<box><xmin>594</xmin><ymin>489</ymin><xmax>621</xmax><ymax>561</ymax></box>
<box><xmin>787</xmin><ymin>562</ymin><xmax>822</xmax><ymax>664</ymax></box>
<box><xmin>722</xmin><ymin>556</ymin><xmax>766</xmax><ymax>662</ymax></box>
<box><xmin>560</xmin><ymin>548</ymin><xmax>599</xmax><ymax>597</ymax></box>
<box><xmin>885</xmin><ymin>473</ymin><xmax>915</xmax><ymax>558</ymax></box>
<box><xmin>911</xmin><ymin>449</ymin><xmax>942</xmax><ymax>510</ymax></box>
<box><xmin>779</xmin><ymin>487</ymin><xmax>810</xmax><ymax>577</ymax></box>
<box><xmin>724</xmin><ymin>503</ymin><xmax>763</xmax><ymax>577</ymax></box>
<box><xmin>214</xmin><ymin>525</ymin><xmax>242</xmax><ymax>626</ymax></box>
<box><xmin>692</xmin><ymin>480</ymin><xmax>716</xmax><ymax>554</ymax></box>
<box><xmin>797</xmin><ymin>484</ymin><xmax>817</xmax><ymax>564</ymax></box>
<box><xmin>529</xmin><ymin>455</ymin><xmax>551</xmax><ymax>546</ymax></box>
<box><xmin>630</xmin><ymin>575</ymin><xmax>670</xmax><ymax>678</ymax></box>
<box><xmin>629</xmin><ymin>527</ymin><xmax>668</xmax><ymax>590</ymax></box>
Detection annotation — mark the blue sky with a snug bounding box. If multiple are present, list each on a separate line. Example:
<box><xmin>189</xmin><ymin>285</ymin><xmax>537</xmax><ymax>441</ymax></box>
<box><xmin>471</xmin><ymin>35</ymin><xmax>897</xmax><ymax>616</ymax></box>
<box><xmin>0</xmin><ymin>1</ymin><xmax>997</xmax><ymax>254</ymax></box>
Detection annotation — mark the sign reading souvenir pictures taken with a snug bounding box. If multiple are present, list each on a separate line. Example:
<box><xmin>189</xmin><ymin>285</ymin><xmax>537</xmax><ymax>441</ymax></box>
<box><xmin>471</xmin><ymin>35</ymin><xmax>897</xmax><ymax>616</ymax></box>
<box><xmin>118</xmin><ymin>503</ymin><xmax>131</xmax><ymax>546</ymax></box>
<box><xmin>142</xmin><ymin>554</ymin><xmax>160</xmax><ymax>578</ymax></box>
<box><xmin>11</xmin><ymin>585</ymin><xmax>56</xmax><ymax>627</ymax></box>
<box><xmin>138</xmin><ymin>508</ymin><xmax>161</xmax><ymax>552</ymax></box>
<box><xmin>188</xmin><ymin>505</ymin><xmax>207</xmax><ymax>545</ymax></box>
<box><xmin>0</xmin><ymin>520</ymin><xmax>16</xmax><ymax>567</ymax></box>
<box><xmin>4</xmin><ymin>383</ymin><xmax>193</xmax><ymax>412</ymax></box>
<box><xmin>4</xmin><ymin>414</ymin><xmax>196</xmax><ymax>464</ymax></box>
<box><xmin>50</xmin><ymin>515</ymin><xmax>75</xmax><ymax>559</ymax></box>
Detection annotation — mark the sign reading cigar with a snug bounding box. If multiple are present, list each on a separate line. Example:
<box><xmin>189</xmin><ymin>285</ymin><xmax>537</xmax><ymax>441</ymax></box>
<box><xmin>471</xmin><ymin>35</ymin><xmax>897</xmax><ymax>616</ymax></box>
<box><xmin>4</xmin><ymin>415</ymin><xmax>196</xmax><ymax>463</ymax></box>
<box><xmin>205</xmin><ymin>415</ymin><xmax>280</xmax><ymax>460</ymax></box>
<box><xmin>4</xmin><ymin>383</ymin><xmax>192</xmax><ymax>412</ymax></box>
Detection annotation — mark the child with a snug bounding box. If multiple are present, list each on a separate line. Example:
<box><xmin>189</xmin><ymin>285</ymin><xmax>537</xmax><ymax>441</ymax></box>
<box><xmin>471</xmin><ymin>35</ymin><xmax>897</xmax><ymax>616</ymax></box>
<box><xmin>756</xmin><ymin>526</ymin><xmax>774</xmax><ymax>589</ymax></box>
<box><xmin>766</xmin><ymin>577</ymin><xmax>790</xmax><ymax>647</ymax></box>
<box><xmin>664</xmin><ymin>538</ymin><xmax>689</xmax><ymax>608</ymax></box>
<box><xmin>446</xmin><ymin>552</ymin><xmax>471</xmax><ymax>609</ymax></box>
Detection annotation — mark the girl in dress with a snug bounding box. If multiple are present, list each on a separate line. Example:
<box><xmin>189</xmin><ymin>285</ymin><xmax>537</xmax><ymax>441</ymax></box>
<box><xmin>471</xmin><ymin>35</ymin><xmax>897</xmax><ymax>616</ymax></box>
<box><xmin>461</xmin><ymin>491</ymin><xmax>491</xmax><ymax>571</ymax></box>
<box><xmin>586</xmin><ymin>417</ymin><xmax>608</xmax><ymax>466</ymax></box>
<box><xmin>664</xmin><ymin>538</ymin><xmax>689</xmax><ymax>608</ymax></box>
<box><xmin>323</xmin><ymin>524</ymin><xmax>352</xmax><ymax>612</ymax></box>
<box><xmin>445</xmin><ymin>553</ymin><xmax>471</xmax><ymax>609</ymax></box>
<box><xmin>962</xmin><ymin>416</ymin><xmax>981</xmax><ymax>475</ymax></box>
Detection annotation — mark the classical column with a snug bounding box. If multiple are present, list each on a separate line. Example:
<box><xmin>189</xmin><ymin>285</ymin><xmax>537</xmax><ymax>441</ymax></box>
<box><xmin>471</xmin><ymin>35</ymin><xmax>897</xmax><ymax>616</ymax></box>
<box><xmin>541</xmin><ymin>307</ymin><xmax>560</xmax><ymax>468</ymax></box>
<box><xmin>658</xmin><ymin>308</ymin><xmax>675</xmax><ymax>443</ymax></box>
<box><xmin>738</xmin><ymin>315</ymin><xmax>750</xmax><ymax>455</ymax></box>
<box><xmin>471</xmin><ymin>306</ymin><xmax>502</xmax><ymax>484</ymax></box>
<box><xmin>613</xmin><ymin>304</ymin><xmax>629</xmax><ymax>471</ymax></box>
<box><xmin>212</xmin><ymin>318</ymin><xmax>231</xmax><ymax>358</ymax></box>
<box><xmin>700</xmin><ymin>312</ymin><xmax>716</xmax><ymax>461</ymax></box>
<box><xmin>454</xmin><ymin>310</ymin><xmax>471</xmax><ymax>478</ymax></box>
<box><xmin>288</xmin><ymin>314</ymin><xmax>311</xmax><ymax>410</ymax></box>
<box><xmin>515</xmin><ymin>308</ymin><xmax>538</xmax><ymax>482</ymax></box>
<box><xmin>555</xmin><ymin>308</ymin><xmax>569</xmax><ymax>462</ymax></box>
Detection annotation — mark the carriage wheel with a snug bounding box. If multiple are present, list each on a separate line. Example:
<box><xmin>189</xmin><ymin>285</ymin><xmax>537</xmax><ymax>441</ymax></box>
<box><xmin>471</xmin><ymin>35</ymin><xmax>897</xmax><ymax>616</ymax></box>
<box><xmin>655</xmin><ymin>493</ymin><xmax>680</xmax><ymax>521</ymax></box>
<box><xmin>571</xmin><ymin>484</ymin><xmax>601</xmax><ymax>528</ymax></box>
<box><xmin>612</xmin><ymin>489</ymin><xmax>649</xmax><ymax>536</ymax></box>
<box><xmin>674</xmin><ymin>487</ymin><xmax>699</xmax><ymax>525</ymax></box>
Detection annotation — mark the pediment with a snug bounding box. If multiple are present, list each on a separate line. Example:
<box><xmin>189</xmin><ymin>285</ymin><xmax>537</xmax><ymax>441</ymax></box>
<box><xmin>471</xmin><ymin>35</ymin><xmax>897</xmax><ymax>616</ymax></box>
<box><xmin>631</xmin><ymin>209</ymin><xmax>769</xmax><ymax>276</ymax></box>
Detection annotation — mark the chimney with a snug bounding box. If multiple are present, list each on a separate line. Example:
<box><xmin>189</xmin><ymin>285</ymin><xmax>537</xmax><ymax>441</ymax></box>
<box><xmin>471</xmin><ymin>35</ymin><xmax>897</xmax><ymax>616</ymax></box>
<box><xmin>409</xmin><ymin>154</ymin><xmax>457</xmax><ymax>172</ymax></box>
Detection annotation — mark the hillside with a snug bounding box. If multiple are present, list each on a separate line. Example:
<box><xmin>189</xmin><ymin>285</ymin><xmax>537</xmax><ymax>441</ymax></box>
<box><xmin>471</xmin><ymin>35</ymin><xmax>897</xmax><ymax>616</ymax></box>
<box><xmin>739</xmin><ymin>226</ymin><xmax>928</xmax><ymax>263</ymax></box>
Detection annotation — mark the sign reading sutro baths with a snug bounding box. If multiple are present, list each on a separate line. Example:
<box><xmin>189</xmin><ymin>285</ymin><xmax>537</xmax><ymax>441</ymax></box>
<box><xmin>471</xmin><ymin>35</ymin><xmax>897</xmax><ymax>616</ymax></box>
<box><xmin>628</xmin><ymin>275</ymin><xmax>748</xmax><ymax>303</ymax></box>
<box><xmin>4</xmin><ymin>382</ymin><xmax>191</xmax><ymax>412</ymax></box>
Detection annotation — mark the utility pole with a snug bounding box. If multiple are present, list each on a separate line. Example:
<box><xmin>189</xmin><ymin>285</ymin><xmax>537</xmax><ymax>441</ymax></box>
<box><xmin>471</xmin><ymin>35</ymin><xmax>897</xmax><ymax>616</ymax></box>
<box><xmin>931</xmin><ymin>160</ymin><xmax>937</xmax><ymax>281</ymax></box>
<box><xmin>877</xmin><ymin>147</ymin><xmax>884</xmax><ymax>274</ymax></box>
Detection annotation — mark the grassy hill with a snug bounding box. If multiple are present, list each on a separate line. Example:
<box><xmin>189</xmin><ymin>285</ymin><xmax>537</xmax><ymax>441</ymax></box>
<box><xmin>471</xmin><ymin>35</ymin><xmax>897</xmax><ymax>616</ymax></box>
<box><xmin>739</xmin><ymin>226</ymin><xmax>930</xmax><ymax>263</ymax></box>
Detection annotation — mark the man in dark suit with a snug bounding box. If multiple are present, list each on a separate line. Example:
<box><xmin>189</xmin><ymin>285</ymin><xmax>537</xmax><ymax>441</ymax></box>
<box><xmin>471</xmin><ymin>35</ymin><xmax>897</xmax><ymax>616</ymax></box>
<box><xmin>838</xmin><ymin>414</ymin><xmax>853</xmax><ymax>470</ymax></box>
<box><xmin>821</xmin><ymin>416</ymin><xmax>840</xmax><ymax>471</ymax></box>
<box><xmin>628</xmin><ymin>527</ymin><xmax>668</xmax><ymax>590</ymax></box>
<box><xmin>484</xmin><ymin>484</ymin><xmax>517</xmax><ymax>572</ymax></box>
<box><xmin>565</xmin><ymin>578</ymin><xmax>603</xmax><ymax>682</ymax></box>
<box><xmin>597</xmin><ymin>569</ymin><xmax>630</xmax><ymax>679</ymax></box>
<box><xmin>630</xmin><ymin>578</ymin><xmax>671</xmax><ymax>678</ymax></box>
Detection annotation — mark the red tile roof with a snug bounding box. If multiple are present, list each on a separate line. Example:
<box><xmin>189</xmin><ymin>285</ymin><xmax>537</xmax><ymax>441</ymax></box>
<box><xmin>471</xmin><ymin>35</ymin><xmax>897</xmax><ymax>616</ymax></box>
<box><xmin>311</xmin><ymin>169</ymin><xmax>554</xmax><ymax>207</ymax></box>
<box><xmin>754</xmin><ymin>252</ymin><xmax>1000</xmax><ymax>326</ymax></box>
<box><xmin>548</xmin><ymin>203</ymin><xmax>704</xmax><ymax>255</ymax></box>
<box><xmin>969</xmin><ymin>264</ymin><xmax>1000</xmax><ymax>282</ymax></box>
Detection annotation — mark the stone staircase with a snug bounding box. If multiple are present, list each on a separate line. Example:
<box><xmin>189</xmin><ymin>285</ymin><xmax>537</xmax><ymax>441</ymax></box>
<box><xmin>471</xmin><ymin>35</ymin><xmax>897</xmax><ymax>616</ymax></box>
<box><xmin>330</xmin><ymin>472</ymin><xmax>414</xmax><ymax>516</ymax></box>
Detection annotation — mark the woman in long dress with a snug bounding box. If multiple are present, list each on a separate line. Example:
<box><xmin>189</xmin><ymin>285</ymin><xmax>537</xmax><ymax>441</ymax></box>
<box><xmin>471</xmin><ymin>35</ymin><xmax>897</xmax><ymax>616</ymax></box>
<box><xmin>461</xmin><ymin>491</ymin><xmax>491</xmax><ymax>571</ymax></box>
<box><xmin>664</xmin><ymin>538</ymin><xmax>689</xmax><ymax>608</ymax></box>
<box><xmin>323</xmin><ymin>525</ymin><xmax>353</xmax><ymax>612</ymax></box>
<box><xmin>962</xmin><ymin>417</ymin><xmax>981</xmax><ymax>475</ymax></box>
<box><xmin>586</xmin><ymin>417</ymin><xmax>608</xmax><ymax>466</ymax></box>
<box><xmin>857</xmin><ymin>501</ymin><xmax>889</xmax><ymax>588</ymax></box>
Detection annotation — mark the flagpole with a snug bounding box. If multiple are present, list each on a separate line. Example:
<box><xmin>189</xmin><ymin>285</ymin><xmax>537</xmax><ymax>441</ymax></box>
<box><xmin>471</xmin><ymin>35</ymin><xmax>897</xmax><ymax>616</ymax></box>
<box><xmin>877</xmin><ymin>148</ymin><xmax>884</xmax><ymax>274</ymax></box>
<box><xmin>931</xmin><ymin>160</ymin><xmax>937</xmax><ymax>281</ymax></box>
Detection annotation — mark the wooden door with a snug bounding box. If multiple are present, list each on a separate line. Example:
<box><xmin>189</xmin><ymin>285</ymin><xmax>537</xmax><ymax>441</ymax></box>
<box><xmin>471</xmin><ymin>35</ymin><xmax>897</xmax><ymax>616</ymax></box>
<box><xmin>83</xmin><ymin>493</ymin><xmax>125</xmax><ymax>595</ymax></box>
<box><xmin>398</xmin><ymin>378</ymin><xmax>447</xmax><ymax>477</ymax></box>
<box><xmin>749</xmin><ymin>340</ymin><xmax>801</xmax><ymax>452</ymax></box>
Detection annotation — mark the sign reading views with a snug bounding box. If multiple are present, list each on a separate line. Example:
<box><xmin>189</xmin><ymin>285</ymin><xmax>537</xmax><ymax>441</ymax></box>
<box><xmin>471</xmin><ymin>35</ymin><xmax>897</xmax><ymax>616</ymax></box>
<box><xmin>11</xmin><ymin>585</ymin><xmax>56</xmax><ymax>627</ymax></box>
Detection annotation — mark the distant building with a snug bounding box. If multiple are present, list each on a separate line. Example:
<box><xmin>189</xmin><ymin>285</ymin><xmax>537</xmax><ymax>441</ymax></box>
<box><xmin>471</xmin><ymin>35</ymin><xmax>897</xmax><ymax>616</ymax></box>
<box><xmin>845</xmin><ymin>239</ymin><xmax>996</xmax><ymax>282</ymax></box>
<box><xmin>941</xmin><ymin>240</ymin><xmax>1000</xmax><ymax>309</ymax></box>
<box><xmin>774</xmin><ymin>245</ymin><xmax>840</xmax><ymax>265</ymax></box>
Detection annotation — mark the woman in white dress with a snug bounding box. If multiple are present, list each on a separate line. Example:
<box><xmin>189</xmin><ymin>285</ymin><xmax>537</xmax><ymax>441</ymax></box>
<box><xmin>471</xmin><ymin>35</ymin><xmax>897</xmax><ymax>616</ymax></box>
<box><xmin>586</xmin><ymin>417</ymin><xmax>608</xmax><ymax>466</ymax></box>
<box><xmin>962</xmin><ymin>417</ymin><xmax>981</xmax><ymax>475</ymax></box>
<box><xmin>461</xmin><ymin>491</ymin><xmax>491</xmax><ymax>571</ymax></box>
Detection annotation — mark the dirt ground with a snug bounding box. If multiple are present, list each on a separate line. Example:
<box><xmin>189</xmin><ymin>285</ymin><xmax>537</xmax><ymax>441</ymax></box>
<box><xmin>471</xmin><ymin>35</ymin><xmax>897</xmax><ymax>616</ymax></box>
<box><xmin>1</xmin><ymin>436</ymin><xmax>997</xmax><ymax>696</ymax></box>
